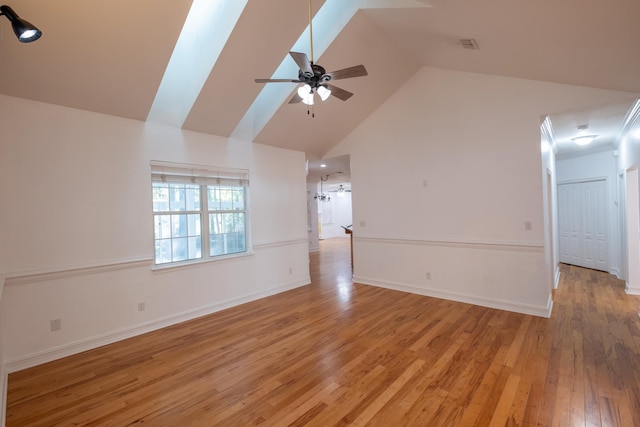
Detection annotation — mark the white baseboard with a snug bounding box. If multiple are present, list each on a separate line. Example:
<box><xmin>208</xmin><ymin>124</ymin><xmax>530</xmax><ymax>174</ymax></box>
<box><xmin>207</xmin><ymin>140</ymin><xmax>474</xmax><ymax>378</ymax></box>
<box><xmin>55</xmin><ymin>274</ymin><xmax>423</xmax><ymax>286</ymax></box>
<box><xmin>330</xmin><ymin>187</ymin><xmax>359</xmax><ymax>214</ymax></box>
<box><xmin>626</xmin><ymin>282</ymin><xmax>640</xmax><ymax>295</ymax></box>
<box><xmin>5</xmin><ymin>279</ymin><xmax>309</xmax><ymax>373</ymax></box>
<box><xmin>610</xmin><ymin>268</ymin><xmax>624</xmax><ymax>280</ymax></box>
<box><xmin>354</xmin><ymin>275</ymin><xmax>553</xmax><ymax>318</ymax></box>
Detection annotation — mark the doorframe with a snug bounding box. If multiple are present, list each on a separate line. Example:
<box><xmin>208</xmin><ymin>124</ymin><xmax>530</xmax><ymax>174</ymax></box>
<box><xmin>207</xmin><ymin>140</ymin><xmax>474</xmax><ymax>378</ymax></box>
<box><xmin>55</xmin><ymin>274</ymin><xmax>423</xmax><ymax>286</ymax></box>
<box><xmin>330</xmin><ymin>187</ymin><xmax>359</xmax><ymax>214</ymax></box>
<box><xmin>625</xmin><ymin>167</ymin><xmax>640</xmax><ymax>294</ymax></box>
<box><xmin>545</xmin><ymin>169</ymin><xmax>559</xmax><ymax>288</ymax></box>
<box><xmin>617</xmin><ymin>171</ymin><xmax>627</xmax><ymax>281</ymax></box>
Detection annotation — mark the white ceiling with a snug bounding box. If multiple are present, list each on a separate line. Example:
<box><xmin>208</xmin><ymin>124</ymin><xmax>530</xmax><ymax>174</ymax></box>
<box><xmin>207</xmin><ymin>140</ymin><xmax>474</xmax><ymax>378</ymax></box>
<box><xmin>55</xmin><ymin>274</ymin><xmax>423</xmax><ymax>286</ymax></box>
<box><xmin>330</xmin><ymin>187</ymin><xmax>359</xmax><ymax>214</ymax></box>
<box><xmin>550</xmin><ymin>100</ymin><xmax>637</xmax><ymax>160</ymax></box>
<box><xmin>1</xmin><ymin>0</ymin><xmax>639</xmax><ymax>178</ymax></box>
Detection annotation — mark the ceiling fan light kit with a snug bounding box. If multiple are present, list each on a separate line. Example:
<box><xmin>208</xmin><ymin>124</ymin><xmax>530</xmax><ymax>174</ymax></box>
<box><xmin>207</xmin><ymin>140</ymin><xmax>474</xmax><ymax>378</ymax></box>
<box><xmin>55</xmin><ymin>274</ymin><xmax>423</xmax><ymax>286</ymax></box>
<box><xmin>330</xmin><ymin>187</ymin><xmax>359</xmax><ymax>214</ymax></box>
<box><xmin>315</xmin><ymin>174</ymin><xmax>331</xmax><ymax>202</ymax></box>
<box><xmin>254</xmin><ymin>0</ymin><xmax>367</xmax><ymax>116</ymax></box>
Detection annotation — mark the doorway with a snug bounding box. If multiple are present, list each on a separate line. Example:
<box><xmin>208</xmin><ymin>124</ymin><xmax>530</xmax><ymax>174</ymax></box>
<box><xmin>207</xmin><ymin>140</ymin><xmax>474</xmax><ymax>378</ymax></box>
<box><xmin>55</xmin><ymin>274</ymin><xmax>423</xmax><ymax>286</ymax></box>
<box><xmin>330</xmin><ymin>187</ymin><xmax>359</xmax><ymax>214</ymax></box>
<box><xmin>307</xmin><ymin>155</ymin><xmax>353</xmax><ymax>253</ymax></box>
<box><xmin>557</xmin><ymin>179</ymin><xmax>609</xmax><ymax>271</ymax></box>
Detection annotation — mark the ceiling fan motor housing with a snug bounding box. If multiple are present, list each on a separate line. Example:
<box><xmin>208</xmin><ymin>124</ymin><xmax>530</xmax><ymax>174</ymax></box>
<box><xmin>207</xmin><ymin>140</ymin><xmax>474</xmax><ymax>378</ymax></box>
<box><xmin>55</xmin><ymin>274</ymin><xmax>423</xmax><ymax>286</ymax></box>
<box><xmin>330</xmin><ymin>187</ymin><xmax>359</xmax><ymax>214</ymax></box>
<box><xmin>299</xmin><ymin>64</ymin><xmax>330</xmax><ymax>89</ymax></box>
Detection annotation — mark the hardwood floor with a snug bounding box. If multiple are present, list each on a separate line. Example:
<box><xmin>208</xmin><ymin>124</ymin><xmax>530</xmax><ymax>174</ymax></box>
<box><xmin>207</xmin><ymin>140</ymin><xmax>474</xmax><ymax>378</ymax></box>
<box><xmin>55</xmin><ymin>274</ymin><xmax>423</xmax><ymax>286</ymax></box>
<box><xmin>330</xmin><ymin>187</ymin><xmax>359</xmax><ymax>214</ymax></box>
<box><xmin>6</xmin><ymin>238</ymin><xmax>640</xmax><ymax>426</ymax></box>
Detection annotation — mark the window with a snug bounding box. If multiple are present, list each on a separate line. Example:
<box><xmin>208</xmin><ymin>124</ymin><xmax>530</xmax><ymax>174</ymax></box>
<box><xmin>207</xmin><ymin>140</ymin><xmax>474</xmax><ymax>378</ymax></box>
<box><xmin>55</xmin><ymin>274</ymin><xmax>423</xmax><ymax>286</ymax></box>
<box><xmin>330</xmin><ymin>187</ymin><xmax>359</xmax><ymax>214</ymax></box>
<box><xmin>151</xmin><ymin>162</ymin><xmax>249</xmax><ymax>266</ymax></box>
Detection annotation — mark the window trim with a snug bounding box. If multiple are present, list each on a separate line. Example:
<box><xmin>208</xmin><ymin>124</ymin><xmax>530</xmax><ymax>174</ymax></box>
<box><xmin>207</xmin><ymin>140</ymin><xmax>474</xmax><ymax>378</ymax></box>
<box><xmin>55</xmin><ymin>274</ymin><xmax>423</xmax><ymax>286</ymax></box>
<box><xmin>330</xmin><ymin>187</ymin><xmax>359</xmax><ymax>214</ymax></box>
<box><xmin>150</xmin><ymin>161</ymin><xmax>251</xmax><ymax>268</ymax></box>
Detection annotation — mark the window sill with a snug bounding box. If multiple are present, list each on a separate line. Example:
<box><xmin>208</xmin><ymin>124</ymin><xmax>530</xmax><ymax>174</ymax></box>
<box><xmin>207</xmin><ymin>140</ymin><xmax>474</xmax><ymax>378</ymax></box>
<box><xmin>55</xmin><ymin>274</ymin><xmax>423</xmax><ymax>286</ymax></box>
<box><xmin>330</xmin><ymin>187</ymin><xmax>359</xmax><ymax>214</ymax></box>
<box><xmin>151</xmin><ymin>251</ymin><xmax>254</xmax><ymax>273</ymax></box>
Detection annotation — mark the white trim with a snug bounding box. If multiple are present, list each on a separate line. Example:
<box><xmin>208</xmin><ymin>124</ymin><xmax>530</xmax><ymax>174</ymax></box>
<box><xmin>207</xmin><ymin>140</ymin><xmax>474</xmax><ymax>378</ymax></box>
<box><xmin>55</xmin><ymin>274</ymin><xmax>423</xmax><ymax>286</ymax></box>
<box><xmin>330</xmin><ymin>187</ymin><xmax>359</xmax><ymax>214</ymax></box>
<box><xmin>625</xmin><ymin>282</ymin><xmax>640</xmax><ymax>295</ymax></box>
<box><xmin>617</xmin><ymin>98</ymin><xmax>640</xmax><ymax>142</ymax></box>
<box><xmin>4</xmin><ymin>239</ymin><xmax>310</xmax><ymax>285</ymax></box>
<box><xmin>557</xmin><ymin>176</ymin><xmax>608</xmax><ymax>186</ymax></box>
<box><xmin>4</xmin><ymin>257</ymin><xmax>153</xmax><ymax>286</ymax></box>
<box><xmin>354</xmin><ymin>236</ymin><xmax>543</xmax><ymax>252</ymax></box>
<box><xmin>151</xmin><ymin>251</ymin><xmax>254</xmax><ymax>273</ymax></box>
<box><xmin>354</xmin><ymin>275</ymin><xmax>553</xmax><ymax>318</ymax></box>
<box><xmin>5</xmin><ymin>278</ymin><xmax>310</xmax><ymax>373</ymax></box>
<box><xmin>253</xmin><ymin>238</ymin><xmax>309</xmax><ymax>250</ymax></box>
<box><xmin>554</xmin><ymin>266</ymin><xmax>561</xmax><ymax>289</ymax></box>
<box><xmin>540</xmin><ymin>115</ymin><xmax>557</xmax><ymax>154</ymax></box>
<box><xmin>151</xmin><ymin>239</ymin><xmax>309</xmax><ymax>273</ymax></box>
<box><xmin>610</xmin><ymin>267</ymin><xmax>621</xmax><ymax>279</ymax></box>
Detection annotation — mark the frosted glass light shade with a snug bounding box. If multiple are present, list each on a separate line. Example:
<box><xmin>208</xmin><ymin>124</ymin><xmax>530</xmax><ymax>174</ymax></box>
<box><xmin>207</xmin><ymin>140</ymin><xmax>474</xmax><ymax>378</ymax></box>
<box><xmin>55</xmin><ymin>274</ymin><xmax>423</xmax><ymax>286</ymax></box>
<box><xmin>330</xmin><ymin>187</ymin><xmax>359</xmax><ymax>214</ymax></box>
<box><xmin>572</xmin><ymin>135</ymin><xmax>596</xmax><ymax>146</ymax></box>
<box><xmin>317</xmin><ymin>85</ymin><xmax>331</xmax><ymax>101</ymax></box>
<box><xmin>297</xmin><ymin>84</ymin><xmax>314</xmax><ymax>105</ymax></box>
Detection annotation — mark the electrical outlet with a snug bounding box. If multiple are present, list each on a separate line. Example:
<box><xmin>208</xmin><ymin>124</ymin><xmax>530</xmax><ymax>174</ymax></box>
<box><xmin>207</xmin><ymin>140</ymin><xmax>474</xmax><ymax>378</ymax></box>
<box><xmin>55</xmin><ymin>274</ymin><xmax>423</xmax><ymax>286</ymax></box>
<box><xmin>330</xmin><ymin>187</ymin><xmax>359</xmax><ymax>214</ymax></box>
<box><xmin>289</xmin><ymin>267</ymin><xmax>293</xmax><ymax>275</ymax></box>
<box><xmin>50</xmin><ymin>318</ymin><xmax>61</xmax><ymax>332</ymax></box>
<box><xmin>138</xmin><ymin>302</ymin><xmax>146</xmax><ymax>312</ymax></box>
<box><xmin>524</xmin><ymin>221</ymin><xmax>532</xmax><ymax>231</ymax></box>
<box><xmin>359</xmin><ymin>220</ymin><xmax>366</xmax><ymax>227</ymax></box>
<box><xmin>423</xmin><ymin>179</ymin><xmax>429</xmax><ymax>188</ymax></box>
<box><xmin>426</xmin><ymin>272</ymin><xmax>431</xmax><ymax>280</ymax></box>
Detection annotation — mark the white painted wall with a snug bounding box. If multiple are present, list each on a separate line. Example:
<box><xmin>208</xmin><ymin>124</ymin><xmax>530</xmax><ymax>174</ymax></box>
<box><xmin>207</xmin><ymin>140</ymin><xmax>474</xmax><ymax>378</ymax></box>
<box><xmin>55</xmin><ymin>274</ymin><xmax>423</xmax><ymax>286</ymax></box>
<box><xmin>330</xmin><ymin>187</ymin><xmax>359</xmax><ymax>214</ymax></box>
<box><xmin>319</xmin><ymin>192</ymin><xmax>353</xmax><ymax>239</ymax></box>
<box><xmin>616</xmin><ymin>101</ymin><xmax>640</xmax><ymax>293</ymax></box>
<box><xmin>0</xmin><ymin>95</ymin><xmax>310</xmax><ymax>370</ymax></box>
<box><xmin>327</xmin><ymin>66</ymin><xmax>637</xmax><ymax>317</ymax></box>
<box><xmin>307</xmin><ymin>183</ymin><xmax>320</xmax><ymax>252</ymax></box>
<box><xmin>556</xmin><ymin>150</ymin><xmax>620</xmax><ymax>277</ymax></box>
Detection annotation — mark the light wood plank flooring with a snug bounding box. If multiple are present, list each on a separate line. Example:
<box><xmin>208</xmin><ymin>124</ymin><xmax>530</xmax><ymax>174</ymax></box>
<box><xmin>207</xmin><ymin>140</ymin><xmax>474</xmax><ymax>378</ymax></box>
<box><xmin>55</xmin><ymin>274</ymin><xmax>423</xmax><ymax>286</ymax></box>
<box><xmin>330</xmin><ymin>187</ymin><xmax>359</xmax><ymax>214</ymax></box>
<box><xmin>7</xmin><ymin>238</ymin><xmax>640</xmax><ymax>426</ymax></box>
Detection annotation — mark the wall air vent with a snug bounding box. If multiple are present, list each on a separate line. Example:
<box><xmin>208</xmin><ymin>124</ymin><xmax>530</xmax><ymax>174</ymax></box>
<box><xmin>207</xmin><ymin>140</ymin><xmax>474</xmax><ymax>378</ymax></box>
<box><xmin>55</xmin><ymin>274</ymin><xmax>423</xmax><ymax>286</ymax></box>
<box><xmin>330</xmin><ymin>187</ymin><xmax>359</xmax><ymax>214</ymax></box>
<box><xmin>459</xmin><ymin>38</ymin><xmax>479</xmax><ymax>50</ymax></box>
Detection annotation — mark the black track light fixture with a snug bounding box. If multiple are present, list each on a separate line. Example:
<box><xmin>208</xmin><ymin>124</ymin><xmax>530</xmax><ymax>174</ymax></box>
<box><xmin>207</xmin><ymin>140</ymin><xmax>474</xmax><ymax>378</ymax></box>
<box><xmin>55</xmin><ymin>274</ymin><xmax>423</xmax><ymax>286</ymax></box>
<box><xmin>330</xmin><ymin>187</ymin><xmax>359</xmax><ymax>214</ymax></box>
<box><xmin>0</xmin><ymin>5</ymin><xmax>41</xmax><ymax>43</ymax></box>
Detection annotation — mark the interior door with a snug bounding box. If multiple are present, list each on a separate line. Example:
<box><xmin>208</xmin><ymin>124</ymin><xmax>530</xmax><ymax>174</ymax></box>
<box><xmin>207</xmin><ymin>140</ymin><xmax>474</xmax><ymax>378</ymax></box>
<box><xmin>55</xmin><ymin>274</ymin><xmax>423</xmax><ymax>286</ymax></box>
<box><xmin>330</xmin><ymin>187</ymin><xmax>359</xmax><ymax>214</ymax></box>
<box><xmin>558</xmin><ymin>179</ymin><xmax>609</xmax><ymax>271</ymax></box>
<box><xmin>558</xmin><ymin>184</ymin><xmax>582</xmax><ymax>265</ymax></box>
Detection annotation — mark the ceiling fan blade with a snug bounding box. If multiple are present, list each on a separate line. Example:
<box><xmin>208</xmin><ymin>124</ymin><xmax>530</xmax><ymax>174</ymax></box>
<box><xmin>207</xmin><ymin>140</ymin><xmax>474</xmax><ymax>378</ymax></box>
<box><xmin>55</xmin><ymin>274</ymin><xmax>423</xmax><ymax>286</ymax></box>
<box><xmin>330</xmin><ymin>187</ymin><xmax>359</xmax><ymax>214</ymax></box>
<box><xmin>326</xmin><ymin>84</ymin><xmax>353</xmax><ymax>101</ymax></box>
<box><xmin>289</xmin><ymin>51</ymin><xmax>313</xmax><ymax>76</ymax></box>
<box><xmin>255</xmin><ymin>78</ymin><xmax>301</xmax><ymax>83</ymax></box>
<box><xmin>288</xmin><ymin>93</ymin><xmax>303</xmax><ymax>104</ymax></box>
<box><xmin>325</xmin><ymin>65</ymin><xmax>368</xmax><ymax>81</ymax></box>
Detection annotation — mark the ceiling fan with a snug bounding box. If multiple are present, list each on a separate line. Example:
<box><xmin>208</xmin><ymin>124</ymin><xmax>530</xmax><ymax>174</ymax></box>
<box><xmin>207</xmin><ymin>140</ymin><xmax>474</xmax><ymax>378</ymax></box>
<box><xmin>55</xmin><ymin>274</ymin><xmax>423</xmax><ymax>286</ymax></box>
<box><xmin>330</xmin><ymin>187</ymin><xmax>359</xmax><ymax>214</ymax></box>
<box><xmin>329</xmin><ymin>184</ymin><xmax>351</xmax><ymax>194</ymax></box>
<box><xmin>254</xmin><ymin>0</ymin><xmax>368</xmax><ymax>110</ymax></box>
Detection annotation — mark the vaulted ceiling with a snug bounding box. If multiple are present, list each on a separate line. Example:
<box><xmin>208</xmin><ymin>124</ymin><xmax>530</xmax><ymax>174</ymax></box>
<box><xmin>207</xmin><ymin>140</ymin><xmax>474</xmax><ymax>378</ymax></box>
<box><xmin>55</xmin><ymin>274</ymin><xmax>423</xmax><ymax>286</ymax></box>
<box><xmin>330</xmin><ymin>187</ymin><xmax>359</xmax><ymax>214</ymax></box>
<box><xmin>1</xmin><ymin>0</ymin><xmax>639</xmax><ymax>169</ymax></box>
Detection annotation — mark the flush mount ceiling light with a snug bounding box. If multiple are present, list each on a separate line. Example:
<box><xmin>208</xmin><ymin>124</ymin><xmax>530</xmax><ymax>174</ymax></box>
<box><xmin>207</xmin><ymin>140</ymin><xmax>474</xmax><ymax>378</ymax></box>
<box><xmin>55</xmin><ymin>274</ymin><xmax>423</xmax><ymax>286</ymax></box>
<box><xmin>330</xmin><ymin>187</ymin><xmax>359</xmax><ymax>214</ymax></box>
<box><xmin>0</xmin><ymin>5</ymin><xmax>41</xmax><ymax>43</ymax></box>
<box><xmin>571</xmin><ymin>124</ymin><xmax>597</xmax><ymax>146</ymax></box>
<box><xmin>572</xmin><ymin>135</ymin><xmax>597</xmax><ymax>146</ymax></box>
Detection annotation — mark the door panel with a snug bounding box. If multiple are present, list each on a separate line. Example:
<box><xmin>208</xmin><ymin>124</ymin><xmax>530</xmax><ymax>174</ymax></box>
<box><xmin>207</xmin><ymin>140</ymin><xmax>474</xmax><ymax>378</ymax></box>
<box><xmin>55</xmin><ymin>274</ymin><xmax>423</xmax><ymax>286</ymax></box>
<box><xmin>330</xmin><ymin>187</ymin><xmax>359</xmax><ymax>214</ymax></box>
<box><xmin>583</xmin><ymin>185</ymin><xmax>595</xmax><ymax>265</ymax></box>
<box><xmin>558</xmin><ymin>180</ymin><xmax>608</xmax><ymax>271</ymax></box>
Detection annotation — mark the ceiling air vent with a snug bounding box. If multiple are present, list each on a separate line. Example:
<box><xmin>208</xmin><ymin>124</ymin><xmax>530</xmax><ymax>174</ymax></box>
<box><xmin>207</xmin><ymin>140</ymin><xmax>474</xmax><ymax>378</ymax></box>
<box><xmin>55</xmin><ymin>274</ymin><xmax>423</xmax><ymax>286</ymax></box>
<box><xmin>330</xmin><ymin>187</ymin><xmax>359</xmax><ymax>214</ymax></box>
<box><xmin>459</xmin><ymin>38</ymin><xmax>479</xmax><ymax>50</ymax></box>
